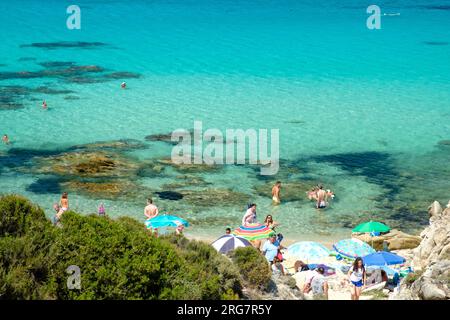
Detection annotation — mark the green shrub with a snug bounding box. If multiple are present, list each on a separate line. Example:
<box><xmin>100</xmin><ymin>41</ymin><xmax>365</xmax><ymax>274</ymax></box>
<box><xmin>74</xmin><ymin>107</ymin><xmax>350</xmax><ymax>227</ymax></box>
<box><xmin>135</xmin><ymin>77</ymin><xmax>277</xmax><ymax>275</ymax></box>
<box><xmin>0</xmin><ymin>195</ymin><xmax>243</xmax><ymax>300</ymax></box>
<box><xmin>0</xmin><ymin>194</ymin><xmax>49</xmax><ymax>237</ymax></box>
<box><xmin>404</xmin><ymin>270</ymin><xmax>424</xmax><ymax>286</ymax></box>
<box><xmin>229</xmin><ymin>247</ymin><xmax>271</xmax><ymax>290</ymax></box>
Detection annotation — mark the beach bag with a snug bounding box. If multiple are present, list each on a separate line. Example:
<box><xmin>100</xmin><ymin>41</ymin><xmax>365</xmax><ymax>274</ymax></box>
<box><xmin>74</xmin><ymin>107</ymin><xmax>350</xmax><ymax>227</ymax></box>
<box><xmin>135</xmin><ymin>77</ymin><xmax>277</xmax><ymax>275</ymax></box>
<box><xmin>276</xmin><ymin>250</ymin><xmax>283</xmax><ymax>262</ymax></box>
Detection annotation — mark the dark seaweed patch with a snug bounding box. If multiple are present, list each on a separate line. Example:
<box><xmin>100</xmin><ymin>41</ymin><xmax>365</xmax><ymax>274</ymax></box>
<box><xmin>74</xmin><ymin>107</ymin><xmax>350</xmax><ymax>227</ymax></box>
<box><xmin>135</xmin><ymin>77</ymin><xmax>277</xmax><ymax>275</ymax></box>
<box><xmin>103</xmin><ymin>72</ymin><xmax>142</xmax><ymax>79</ymax></box>
<box><xmin>38</xmin><ymin>61</ymin><xmax>76</xmax><ymax>68</ymax></box>
<box><xmin>17</xmin><ymin>57</ymin><xmax>36</xmax><ymax>61</ymax></box>
<box><xmin>64</xmin><ymin>96</ymin><xmax>80</xmax><ymax>100</ymax></box>
<box><xmin>0</xmin><ymin>86</ymin><xmax>29</xmax><ymax>110</ymax></box>
<box><xmin>26</xmin><ymin>177</ymin><xmax>62</xmax><ymax>194</ymax></box>
<box><xmin>310</xmin><ymin>151</ymin><xmax>401</xmax><ymax>197</ymax></box>
<box><xmin>421</xmin><ymin>5</ymin><xmax>450</xmax><ymax>10</ymax></box>
<box><xmin>156</xmin><ymin>191</ymin><xmax>184</xmax><ymax>201</ymax></box>
<box><xmin>33</xmin><ymin>86</ymin><xmax>75</xmax><ymax>95</ymax></box>
<box><xmin>423</xmin><ymin>41</ymin><xmax>449</xmax><ymax>46</ymax></box>
<box><xmin>21</xmin><ymin>41</ymin><xmax>107</xmax><ymax>49</ymax></box>
<box><xmin>65</xmin><ymin>76</ymin><xmax>109</xmax><ymax>84</ymax></box>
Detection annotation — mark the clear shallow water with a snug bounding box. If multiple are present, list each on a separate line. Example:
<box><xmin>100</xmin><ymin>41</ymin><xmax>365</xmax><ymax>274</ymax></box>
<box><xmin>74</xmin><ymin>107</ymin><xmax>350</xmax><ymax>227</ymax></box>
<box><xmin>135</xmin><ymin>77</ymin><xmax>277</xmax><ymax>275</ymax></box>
<box><xmin>0</xmin><ymin>0</ymin><xmax>449</xmax><ymax>242</ymax></box>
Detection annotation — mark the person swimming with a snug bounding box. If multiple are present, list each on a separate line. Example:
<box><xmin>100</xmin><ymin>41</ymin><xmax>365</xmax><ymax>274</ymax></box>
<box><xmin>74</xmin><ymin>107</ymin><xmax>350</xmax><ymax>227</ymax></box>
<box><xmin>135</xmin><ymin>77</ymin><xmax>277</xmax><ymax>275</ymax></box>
<box><xmin>2</xmin><ymin>134</ymin><xmax>10</xmax><ymax>145</ymax></box>
<box><xmin>42</xmin><ymin>100</ymin><xmax>47</xmax><ymax>109</ymax></box>
<box><xmin>121</xmin><ymin>82</ymin><xmax>126</xmax><ymax>89</ymax></box>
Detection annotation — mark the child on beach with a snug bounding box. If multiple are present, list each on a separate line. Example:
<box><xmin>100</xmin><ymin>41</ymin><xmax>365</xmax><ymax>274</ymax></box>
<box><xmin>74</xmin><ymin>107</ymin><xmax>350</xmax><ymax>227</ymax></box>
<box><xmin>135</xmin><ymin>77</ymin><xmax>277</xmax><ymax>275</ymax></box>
<box><xmin>98</xmin><ymin>203</ymin><xmax>106</xmax><ymax>216</ymax></box>
<box><xmin>271</xmin><ymin>256</ymin><xmax>285</xmax><ymax>276</ymax></box>
<box><xmin>175</xmin><ymin>222</ymin><xmax>184</xmax><ymax>235</ymax></box>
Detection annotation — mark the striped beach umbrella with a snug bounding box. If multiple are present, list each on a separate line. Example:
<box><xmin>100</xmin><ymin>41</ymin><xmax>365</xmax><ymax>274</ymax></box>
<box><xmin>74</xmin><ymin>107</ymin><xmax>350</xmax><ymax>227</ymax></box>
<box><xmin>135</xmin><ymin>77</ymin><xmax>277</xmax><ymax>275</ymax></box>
<box><xmin>333</xmin><ymin>238</ymin><xmax>376</xmax><ymax>259</ymax></box>
<box><xmin>286</xmin><ymin>241</ymin><xmax>331</xmax><ymax>263</ymax></box>
<box><xmin>211</xmin><ymin>234</ymin><xmax>252</xmax><ymax>254</ymax></box>
<box><xmin>233</xmin><ymin>223</ymin><xmax>274</xmax><ymax>241</ymax></box>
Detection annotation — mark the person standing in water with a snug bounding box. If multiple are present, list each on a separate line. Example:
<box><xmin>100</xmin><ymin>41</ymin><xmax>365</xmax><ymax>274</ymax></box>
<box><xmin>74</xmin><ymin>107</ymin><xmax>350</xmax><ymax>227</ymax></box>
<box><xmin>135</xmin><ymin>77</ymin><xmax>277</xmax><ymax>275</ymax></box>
<box><xmin>121</xmin><ymin>82</ymin><xmax>126</xmax><ymax>89</ymax></box>
<box><xmin>144</xmin><ymin>198</ymin><xmax>159</xmax><ymax>219</ymax></box>
<box><xmin>242</xmin><ymin>203</ymin><xmax>257</xmax><ymax>226</ymax></box>
<box><xmin>316</xmin><ymin>185</ymin><xmax>328</xmax><ymax>209</ymax></box>
<box><xmin>2</xmin><ymin>134</ymin><xmax>10</xmax><ymax>145</ymax></box>
<box><xmin>42</xmin><ymin>100</ymin><xmax>47</xmax><ymax>109</ymax></box>
<box><xmin>271</xmin><ymin>181</ymin><xmax>281</xmax><ymax>205</ymax></box>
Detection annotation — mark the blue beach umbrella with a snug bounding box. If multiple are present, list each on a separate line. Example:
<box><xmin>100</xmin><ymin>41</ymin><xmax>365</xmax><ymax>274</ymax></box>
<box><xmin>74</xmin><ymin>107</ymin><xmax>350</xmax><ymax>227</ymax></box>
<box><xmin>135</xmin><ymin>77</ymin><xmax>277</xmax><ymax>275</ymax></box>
<box><xmin>362</xmin><ymin>251</ymin><xmax>405</xmax><ymax>266</ymax></box>
<box><xmin>211</xmin><ymin>234</ymin><xmax>252</xmax><ymax>254</ymax></box>
<box><xmin>287</xmin><ymin>241</ymin><xmax>331</xmax><ymax>262</ymax></box>
<box><xmin>333</xmin><ymin>238</ymin><xmax>376</xmax><ymax>259</ymax></box>
<box><xmin>145</xmin><ymin>215</ymin><xmax>189</xmax><ymax>229</ymax></box>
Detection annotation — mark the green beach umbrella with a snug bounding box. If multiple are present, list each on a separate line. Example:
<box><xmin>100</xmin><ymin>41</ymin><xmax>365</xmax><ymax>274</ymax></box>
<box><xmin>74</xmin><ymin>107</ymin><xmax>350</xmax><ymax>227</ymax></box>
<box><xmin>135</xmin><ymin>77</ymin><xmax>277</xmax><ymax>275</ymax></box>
<box><xmin>352</xmin><ymin>221</ymin><xmax>390</xmax><ymax>233</ymax></box>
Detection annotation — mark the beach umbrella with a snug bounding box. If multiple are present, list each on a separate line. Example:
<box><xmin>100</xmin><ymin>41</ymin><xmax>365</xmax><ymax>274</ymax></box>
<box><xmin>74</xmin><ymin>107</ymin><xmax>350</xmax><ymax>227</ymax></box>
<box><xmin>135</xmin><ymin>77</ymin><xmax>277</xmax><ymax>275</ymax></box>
<box><xmin>144</xmin><ymin>215</ymin><xmax>189</xmax><ymax>229</ymax></box>
<box><xmin>362</xmin><ymin>251</ymin><xmax>405</xmax><ymax>266</ymax></box>
<box><xmin>333</xmin><ymin>238</ymin><xmax>376</xmax><ymax>259</ymax></box>
<box><xmin>211</xmin><ymin>234</ymin><xmax>252</xmax><ymax>254</ymax></box>
<box><xmin>352</xmin><ymin>221</ymin><xmax>390</xmax><ymax>233</ymax></box>
<box><xmin>233</xmin><ymin>223</ymin><xmax>274</xmax><ymax>241</ymax></box>
<box><xmin>286</xmin><ymin>241</ymin><xmax>331</xmax><ymax>262</ymax></box>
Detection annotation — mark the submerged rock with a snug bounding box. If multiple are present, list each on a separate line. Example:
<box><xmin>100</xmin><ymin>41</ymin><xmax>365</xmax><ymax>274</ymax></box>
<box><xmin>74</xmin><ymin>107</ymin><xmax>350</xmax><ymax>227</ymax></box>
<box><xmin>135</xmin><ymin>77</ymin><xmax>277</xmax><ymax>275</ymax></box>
<box><xmin>68</xmin><ymin>139</ymin><xmax>147</xmax><ymax>152</ymax></box>
<box><xmin>162</xmin><ymin>175</ymin><xmax>211</xmax><ymax>190</ymax></box>
<box><xmin>32</xmin><ymin>151</ymin><xmax>140</xmax><ymax>178</ymax></box>
<box><xmin>144</xmin><ymin>133</ymin><xmax>177</xmax><ymax>144</ymax></box>
<box><xmin>61</xmin><ymin>180</ymin><xmax>152</xmax><ymax>201</ymax></box>
<box><xmin>157</xmin><ymin>158</ymin><xmax>222</xmax><ymax>174</ymax></box>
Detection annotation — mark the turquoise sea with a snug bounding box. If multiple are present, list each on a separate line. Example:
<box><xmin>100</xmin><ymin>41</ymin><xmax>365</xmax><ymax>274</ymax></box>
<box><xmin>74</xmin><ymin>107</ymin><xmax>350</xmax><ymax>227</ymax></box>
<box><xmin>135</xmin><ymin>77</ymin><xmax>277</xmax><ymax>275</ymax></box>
<box><xmin>0</xmin><ymin>0</ymin><xmax>449</xmax><ymax>242</ymax></box>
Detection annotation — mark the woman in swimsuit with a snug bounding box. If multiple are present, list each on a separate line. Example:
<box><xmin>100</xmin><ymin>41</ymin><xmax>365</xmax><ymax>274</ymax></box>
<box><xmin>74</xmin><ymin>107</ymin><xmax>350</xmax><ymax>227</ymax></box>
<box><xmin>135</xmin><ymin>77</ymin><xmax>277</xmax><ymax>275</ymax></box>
<box><xmin>264</xmin><ymin>214</ymin><xmax>278</xmax><ymax>231</ymax></box>
<box><xmin>57</xmin><ymin>192</ymin><xmax>69</xmax><ymax>219</ymax></box>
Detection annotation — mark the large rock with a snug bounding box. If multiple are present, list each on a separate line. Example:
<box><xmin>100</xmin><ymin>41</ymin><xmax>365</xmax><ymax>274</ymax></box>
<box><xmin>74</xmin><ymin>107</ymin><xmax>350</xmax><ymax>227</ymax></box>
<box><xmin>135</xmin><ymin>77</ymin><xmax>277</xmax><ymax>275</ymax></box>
<box><xmin>390</xmin><ymin>200</ymin><xmax>450</xmax><ymax>300</ymax></box>
<box><xmin>243</xmin><ymin>275</ymin><xmax>304</xmax><ymax>300</ymax></box>
<box><xmin>353</xmin><ymin>229</ymin><xmax>421</xmax><ymax>251</ymax></box>
<box><xmin>428</xmin><ymin>200</ymin><xmax>442</xmax><ymax>220</ymax></box>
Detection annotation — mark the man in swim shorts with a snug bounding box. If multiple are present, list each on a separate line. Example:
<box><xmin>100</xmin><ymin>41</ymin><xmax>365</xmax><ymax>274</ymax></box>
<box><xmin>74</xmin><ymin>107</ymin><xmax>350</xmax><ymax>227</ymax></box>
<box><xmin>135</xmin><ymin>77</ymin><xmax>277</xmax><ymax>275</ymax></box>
<box><xmin>316</xmin><ymin>185</ymin><xmax>327</xmax><ymax>209</ymax></box>
<box><xmin>272</xmin><ymin>181</ymin><xmax>281</xmax><ymax>205</ymax></box>
<box><xmin>144</xmin><ymin>198</ymin><xmax>159</xmax><ymax>219</ymax></box>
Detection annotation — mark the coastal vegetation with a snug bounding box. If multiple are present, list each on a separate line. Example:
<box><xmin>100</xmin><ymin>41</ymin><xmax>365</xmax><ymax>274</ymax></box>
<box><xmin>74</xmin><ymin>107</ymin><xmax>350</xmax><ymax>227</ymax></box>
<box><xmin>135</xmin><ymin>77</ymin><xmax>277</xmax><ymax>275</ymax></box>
<box><xmin>0</xmin><ymin>194</ymin><xmax>249</xmax><ymax>300</ymax></box>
